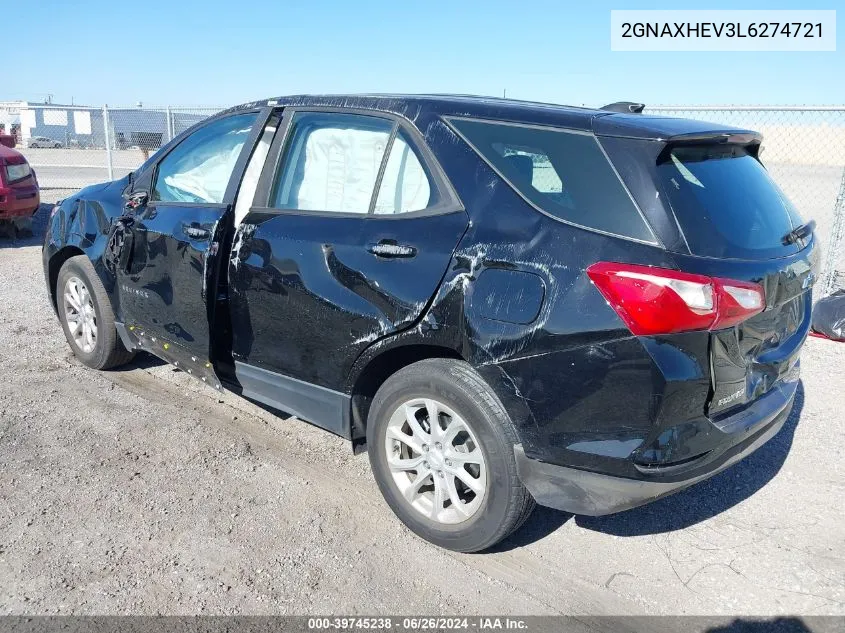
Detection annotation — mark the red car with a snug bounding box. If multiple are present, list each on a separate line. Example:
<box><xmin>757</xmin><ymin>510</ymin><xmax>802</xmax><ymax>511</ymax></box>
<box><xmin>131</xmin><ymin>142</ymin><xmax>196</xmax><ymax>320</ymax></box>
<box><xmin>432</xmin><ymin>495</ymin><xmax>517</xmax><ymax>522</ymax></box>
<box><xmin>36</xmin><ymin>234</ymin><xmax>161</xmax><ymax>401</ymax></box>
<box><xmin>0</xmin><ymin>143</ymin><xmax>40</xmax><ymax>234</ymax></box>
<box><xmin>0</xmin><ymin>131</ymin><xmax>16</xmax><ymax>148</ymax></box>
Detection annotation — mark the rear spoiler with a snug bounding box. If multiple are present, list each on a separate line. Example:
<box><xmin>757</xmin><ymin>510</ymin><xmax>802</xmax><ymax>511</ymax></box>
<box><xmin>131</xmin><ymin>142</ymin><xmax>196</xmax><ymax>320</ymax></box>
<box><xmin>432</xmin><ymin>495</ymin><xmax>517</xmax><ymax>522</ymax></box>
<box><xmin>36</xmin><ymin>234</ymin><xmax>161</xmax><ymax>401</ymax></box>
<box><xmin>592</xmin><ymin>112</ymin><xmax>762</xmax><ymax>146</ymax></box>
<box><xmin>601</xmin><ymin>102</ymin><xmax>645</xmax><ymax>114</ymax></box>
<box><xmin>655</xmin><ymin>131</ymin><xmax>763</xmax><ymax>163</ymax></box>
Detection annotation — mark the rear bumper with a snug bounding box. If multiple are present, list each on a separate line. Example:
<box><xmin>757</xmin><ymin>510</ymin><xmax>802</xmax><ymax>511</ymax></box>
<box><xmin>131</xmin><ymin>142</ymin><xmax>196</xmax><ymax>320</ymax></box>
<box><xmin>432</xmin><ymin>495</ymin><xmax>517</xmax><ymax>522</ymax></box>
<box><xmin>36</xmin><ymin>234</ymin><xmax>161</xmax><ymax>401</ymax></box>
<box><xmin>0</xmin><ymin>185</ymin><xmax>40</xmax><ymax>218</ymax></box>
<box><xmin>515</xmin><ymin>382</ymin><xmax>795</xmax><ymax>516</ymax></box>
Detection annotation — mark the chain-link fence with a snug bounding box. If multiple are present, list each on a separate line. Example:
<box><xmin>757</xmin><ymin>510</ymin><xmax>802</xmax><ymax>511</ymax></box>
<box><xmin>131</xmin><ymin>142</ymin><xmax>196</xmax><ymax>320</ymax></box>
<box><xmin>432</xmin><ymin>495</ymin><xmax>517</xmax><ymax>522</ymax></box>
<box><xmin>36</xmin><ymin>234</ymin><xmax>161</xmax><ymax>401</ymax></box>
<box><xmin>647</xmin><ymin>106</ymin><xmax>845</xmax><ymax>297</ymax></box>
<box><xmin>7</xmin><ymin>103</ymin><xmax>844</xmax><ymax>294</ymax></box>
<box><xmin>10</xmin><ymin>104</ymin><xmax>221</xmax><ymax>203</ymax></box>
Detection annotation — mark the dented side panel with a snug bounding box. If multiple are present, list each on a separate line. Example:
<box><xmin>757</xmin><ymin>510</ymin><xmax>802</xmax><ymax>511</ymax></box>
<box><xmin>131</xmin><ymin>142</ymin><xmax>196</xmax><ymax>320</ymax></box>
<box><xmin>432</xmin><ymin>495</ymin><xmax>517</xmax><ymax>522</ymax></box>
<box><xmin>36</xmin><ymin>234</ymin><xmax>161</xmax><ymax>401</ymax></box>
<box><xmin>228</xmin><ymin>206</ymin><xmax>469</xmax><ymax>389</ymax></box>
<box><xmin>362</xmin><ymin>117</ymin><xmax>721</xmax><ymax>477</ymax></box>
<box><xmin>115</xmin><ymin>202</ymin><xmax>231</xmax><ymax>364</ymax></box>
<box><xmin>42</xmin><ymin>177</ymin><xmax>131</xmax><ymax>313</ymax></box>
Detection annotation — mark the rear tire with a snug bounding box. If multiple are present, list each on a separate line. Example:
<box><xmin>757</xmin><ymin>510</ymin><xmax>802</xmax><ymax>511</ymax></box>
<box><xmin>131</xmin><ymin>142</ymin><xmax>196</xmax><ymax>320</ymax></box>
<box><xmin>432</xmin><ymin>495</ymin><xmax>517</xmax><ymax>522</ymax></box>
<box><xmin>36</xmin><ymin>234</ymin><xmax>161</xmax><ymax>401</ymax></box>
<box><xmin>56</xmin><ymin>255</ymin><xmax>135</xmax><ymax>370</ymax></box>
<box><xmin>367</xmin><ymin>358</ymin><xmax>535</xmax><ymax>552</ymax></box>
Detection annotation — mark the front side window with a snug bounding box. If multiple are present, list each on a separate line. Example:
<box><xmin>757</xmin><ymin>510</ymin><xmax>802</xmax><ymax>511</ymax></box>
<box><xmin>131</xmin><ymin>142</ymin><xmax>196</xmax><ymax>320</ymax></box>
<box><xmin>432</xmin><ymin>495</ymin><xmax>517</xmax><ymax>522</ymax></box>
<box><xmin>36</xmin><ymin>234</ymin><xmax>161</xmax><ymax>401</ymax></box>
<box><xmin>449</xmin><ymin>118</ymin><xmax>655</xmax><ymax>243</ymax></box>
<box><xmin>152</xmin><ymin>112</ymin><xmax>258</xmax><ymax>204</ymax></box>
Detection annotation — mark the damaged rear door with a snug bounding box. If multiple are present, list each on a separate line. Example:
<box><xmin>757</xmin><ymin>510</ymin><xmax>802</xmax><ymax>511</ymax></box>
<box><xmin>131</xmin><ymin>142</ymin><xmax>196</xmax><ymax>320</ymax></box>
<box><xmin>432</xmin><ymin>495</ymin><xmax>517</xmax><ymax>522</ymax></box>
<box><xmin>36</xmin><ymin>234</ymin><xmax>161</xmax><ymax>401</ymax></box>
<box><xmin>227</xmin><ymin>109</ymin><xmax>466</xmax><ymax>430</ymax></box>
<box><xmin>110</xmin><ymin>110</ymin><xmax>265</xmax><ymax>373</ymax></box>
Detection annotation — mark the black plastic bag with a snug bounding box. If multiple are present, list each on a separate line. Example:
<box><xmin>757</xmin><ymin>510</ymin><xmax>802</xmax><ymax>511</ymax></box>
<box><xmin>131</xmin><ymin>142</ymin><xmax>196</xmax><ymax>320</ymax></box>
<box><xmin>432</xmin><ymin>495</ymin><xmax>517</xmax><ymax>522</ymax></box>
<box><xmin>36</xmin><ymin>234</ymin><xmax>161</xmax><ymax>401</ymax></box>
<box><xmin>812</xmin><ymin>290</ymin><xmax>845</xmax><ymax>341</ymax></box>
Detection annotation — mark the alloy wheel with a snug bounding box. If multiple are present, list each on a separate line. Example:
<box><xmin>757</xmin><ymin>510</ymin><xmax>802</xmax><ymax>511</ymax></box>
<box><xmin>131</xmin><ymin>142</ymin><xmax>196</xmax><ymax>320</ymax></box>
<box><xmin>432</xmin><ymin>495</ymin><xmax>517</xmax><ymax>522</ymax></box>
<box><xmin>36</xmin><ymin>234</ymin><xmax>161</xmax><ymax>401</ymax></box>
<box><xmin>384</xmin><ymin>398</ymin><xmax>488</xmax><ymax>524</ymax></box>
<box><xmin>63</xmin><ymin>276</ymin><xmax>98</xmax><ymax>354</ymax></box>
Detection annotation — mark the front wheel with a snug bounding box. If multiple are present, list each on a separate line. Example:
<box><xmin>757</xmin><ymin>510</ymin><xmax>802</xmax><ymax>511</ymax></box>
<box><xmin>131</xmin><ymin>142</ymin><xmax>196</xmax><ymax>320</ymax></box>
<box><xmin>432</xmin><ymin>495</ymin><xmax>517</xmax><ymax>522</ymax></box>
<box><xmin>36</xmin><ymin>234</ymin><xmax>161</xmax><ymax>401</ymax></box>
<box><xmin>367</xmin><ymin>359</ymin><xmax>535</xmax><ymax>552</ymax></box>
<box><xmin>56</xmin><ymin>255</ymin><xmax>135</xmax><ymax>370</ymax></box>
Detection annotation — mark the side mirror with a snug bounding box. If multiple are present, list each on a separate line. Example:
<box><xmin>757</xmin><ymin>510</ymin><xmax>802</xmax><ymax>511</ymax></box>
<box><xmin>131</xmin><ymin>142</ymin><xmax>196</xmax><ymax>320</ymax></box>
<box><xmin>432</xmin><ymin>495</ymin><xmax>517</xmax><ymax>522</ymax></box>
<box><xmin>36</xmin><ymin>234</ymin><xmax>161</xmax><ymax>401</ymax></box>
<box><xmin>125</xmin><ymin>191</ymin><xmax>148</xmax><ymax>211</ymax></box>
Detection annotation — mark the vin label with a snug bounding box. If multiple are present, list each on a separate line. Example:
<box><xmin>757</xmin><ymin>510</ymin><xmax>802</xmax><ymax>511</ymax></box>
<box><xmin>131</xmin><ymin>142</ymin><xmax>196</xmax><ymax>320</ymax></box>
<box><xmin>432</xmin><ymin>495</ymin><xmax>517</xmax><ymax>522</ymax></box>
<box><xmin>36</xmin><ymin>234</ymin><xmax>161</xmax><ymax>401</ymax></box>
<box><xmin>611</xmin><ymin>10</ymin><xmax>836</xmax><ymax>51</ymax></box>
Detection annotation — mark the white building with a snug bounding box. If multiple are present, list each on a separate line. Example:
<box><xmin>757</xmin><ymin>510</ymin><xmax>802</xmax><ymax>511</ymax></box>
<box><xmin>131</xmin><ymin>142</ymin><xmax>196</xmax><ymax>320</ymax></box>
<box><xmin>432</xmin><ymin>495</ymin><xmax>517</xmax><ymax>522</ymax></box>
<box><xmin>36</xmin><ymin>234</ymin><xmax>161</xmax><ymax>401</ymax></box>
<box><xmin>0</xmin><ymin>101</ymin><xmax>210</xmax><ymax>149</ymax></box>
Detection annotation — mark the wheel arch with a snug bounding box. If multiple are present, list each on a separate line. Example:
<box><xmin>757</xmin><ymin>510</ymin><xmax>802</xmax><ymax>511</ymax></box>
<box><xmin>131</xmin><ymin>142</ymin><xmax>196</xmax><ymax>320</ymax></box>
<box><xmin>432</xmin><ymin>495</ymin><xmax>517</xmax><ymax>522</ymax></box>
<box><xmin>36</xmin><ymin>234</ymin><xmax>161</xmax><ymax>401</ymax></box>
<box><xmin>348</xmin><ymin>343</ymin><xmax>464</xmax><ymax>451</ymax></box>
<box><xmin>48</xmin><ymin>246</ymin><xmax>86</xmax><ymax>312</ymax></box>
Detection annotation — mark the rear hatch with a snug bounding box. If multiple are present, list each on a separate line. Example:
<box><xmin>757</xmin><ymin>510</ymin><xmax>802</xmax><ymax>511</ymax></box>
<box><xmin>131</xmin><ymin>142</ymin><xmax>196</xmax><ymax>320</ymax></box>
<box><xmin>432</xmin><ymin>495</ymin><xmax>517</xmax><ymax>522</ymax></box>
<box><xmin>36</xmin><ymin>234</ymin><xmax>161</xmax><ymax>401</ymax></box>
<box><xmin>596</xmin><ymin>114</ymin><xmax>818</xmax><ymax>418</ymax></box>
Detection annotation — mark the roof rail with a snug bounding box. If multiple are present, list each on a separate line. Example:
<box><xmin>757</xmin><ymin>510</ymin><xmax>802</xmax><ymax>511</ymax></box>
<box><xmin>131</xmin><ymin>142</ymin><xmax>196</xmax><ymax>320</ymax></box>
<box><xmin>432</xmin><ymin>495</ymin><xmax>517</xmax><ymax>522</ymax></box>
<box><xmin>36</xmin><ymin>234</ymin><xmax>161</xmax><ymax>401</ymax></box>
<box><xmin>601</xmin><ymin>102</ymin><xmax>645</xmax><ymax>114</ymax></box>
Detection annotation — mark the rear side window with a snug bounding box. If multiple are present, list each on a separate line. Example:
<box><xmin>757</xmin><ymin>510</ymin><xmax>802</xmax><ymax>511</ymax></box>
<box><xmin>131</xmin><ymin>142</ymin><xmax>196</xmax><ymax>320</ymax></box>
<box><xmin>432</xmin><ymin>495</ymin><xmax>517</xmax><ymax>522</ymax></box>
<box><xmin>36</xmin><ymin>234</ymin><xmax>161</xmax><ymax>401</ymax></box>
<box><xmin>657</xmin><ymin>145</ymin><xmax>803</xmax><ymax>259</ymax></box>
<box><xmin>272</xmin><ymin>112</ymin><xmax>394</xmax><ymax>214</ymax></box>
<box><xmin>271</xmin><ymin>113</ymin><xmax>436</xmax><ymax>215</ymax></box>
<box><xmin>373</xmin><ymin>131</ymin><xmax>433</xmax><ymax>214</ymax></box>
<box><xmin>448</xmin><ymin>118</ymin><xmax>656</xmax><ymax>243</ymax></box>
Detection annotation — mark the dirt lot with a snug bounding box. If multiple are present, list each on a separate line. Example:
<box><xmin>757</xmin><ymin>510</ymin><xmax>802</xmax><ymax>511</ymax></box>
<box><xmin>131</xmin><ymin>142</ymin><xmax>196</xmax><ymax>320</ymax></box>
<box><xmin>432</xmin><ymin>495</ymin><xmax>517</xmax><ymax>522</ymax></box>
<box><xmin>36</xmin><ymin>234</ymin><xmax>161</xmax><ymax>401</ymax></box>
<box><xmin>1</xmin><ymin>208</ymin><xmax>844</xmax><ymax>620</ymax></box>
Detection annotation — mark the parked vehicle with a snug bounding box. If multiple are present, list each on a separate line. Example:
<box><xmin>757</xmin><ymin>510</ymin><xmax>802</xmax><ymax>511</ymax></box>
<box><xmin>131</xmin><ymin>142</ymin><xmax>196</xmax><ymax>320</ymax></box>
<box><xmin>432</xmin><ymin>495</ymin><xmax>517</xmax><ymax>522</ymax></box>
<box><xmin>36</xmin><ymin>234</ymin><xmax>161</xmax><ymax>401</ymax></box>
<box><xmin>0</xmin><ymin>144</ymin><xmax>40</xmax><ymax>234</ymax></box>
<box><xmin>0</xmin><ymin>131</ymin><xmax>16</xmax><ymax>149</ymax></box>
<box><xmin>26</xmin><ymin>136</ymin><xmax>62</xmax><ymax>149</ymax></box>
<box><xmin>42</xmin><ymin>95</ymin><xmax>817</xmax><ymax>551</ymax></box>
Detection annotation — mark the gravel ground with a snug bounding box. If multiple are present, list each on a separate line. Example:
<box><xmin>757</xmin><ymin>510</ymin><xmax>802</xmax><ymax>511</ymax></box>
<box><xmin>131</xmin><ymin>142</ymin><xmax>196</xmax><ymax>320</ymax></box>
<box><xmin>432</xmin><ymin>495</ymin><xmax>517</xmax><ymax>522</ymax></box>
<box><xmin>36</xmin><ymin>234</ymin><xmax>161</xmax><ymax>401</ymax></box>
<box><xmin>0</xmin><ymin>207</ymin><xmax>844</xmax><ymax>621</ymax></box>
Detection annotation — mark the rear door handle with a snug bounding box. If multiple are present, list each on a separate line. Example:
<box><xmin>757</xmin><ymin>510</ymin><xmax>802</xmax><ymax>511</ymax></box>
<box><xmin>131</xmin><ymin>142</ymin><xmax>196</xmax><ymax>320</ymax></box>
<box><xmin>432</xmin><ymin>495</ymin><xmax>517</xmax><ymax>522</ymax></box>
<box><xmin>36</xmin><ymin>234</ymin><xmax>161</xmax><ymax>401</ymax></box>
<box><xmin>367</xmin><ymin>241</ymin><xmax>417</xmax><ymax>258</ymax></box>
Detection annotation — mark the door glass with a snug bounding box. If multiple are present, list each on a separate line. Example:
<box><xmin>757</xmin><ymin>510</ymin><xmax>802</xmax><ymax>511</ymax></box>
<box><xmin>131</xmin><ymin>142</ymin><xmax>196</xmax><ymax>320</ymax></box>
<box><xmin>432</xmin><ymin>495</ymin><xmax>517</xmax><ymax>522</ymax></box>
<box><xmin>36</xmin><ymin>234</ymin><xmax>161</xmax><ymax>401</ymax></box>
<box><xmin>234</xmin><ymin>114</ymin><xmax>281</xmax><ymax>226</ymax></box>
<box><xmin>152</xmin><ymin>112</ymin><xmax>258</xmax><ymax>204</ymax></box>
<box><xmin>373</xmin><ymin>131</ymin><xmax>433</xmax><ymax>214</ymax></box>
<box><xmin>271</xmin><ymin>112</ymin><xmax>394</xmax><ymax>213</ymax></box>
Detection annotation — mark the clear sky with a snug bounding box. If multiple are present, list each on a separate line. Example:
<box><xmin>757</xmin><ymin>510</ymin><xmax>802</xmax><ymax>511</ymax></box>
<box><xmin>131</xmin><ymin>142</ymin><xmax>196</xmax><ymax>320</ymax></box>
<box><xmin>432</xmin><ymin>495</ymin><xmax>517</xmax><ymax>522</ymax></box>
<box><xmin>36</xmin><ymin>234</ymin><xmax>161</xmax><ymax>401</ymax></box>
<box><xmin>12</xmin><ymin>0</ymin><xmax>843</xmax><ymax>108</ymax></box>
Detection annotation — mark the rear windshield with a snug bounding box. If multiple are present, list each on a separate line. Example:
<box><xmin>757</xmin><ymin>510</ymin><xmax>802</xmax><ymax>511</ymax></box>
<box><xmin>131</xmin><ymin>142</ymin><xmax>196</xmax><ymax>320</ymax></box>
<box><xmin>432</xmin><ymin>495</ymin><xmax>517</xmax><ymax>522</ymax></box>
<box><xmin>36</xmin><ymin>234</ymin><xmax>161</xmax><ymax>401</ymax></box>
<box><xmin>448</xmin><ymin>118</ymin><xmax>657</xmax><ymax>243</ymax></box>
<box><xmin>657</xmin><ymin>145</ymin><xmax>804</xmax><ymax>259</ymax></box>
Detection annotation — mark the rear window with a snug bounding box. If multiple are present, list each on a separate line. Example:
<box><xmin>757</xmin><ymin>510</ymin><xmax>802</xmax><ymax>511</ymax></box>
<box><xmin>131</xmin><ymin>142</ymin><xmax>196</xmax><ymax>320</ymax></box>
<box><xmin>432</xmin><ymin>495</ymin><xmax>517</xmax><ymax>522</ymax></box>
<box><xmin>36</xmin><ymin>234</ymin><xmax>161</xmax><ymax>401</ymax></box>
<box><xmin>449</xmin><ymin>118</ymin><xmax>656</xmax><ymax>243</ymax></box>
<box><xmin>657</xmin><ymin>145</ymin><xmax>804</xmax><ymax>259</ymax></box>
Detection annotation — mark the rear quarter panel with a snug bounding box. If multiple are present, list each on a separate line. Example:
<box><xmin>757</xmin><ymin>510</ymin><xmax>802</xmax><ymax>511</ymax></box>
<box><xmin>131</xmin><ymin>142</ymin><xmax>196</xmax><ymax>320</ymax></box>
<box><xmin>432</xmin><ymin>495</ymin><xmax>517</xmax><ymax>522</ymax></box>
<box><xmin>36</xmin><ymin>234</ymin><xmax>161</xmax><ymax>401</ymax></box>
<box><xmin>351</xmin><ymin>117</ymin><xmax>706</xmax><ymax>476</ymax></box>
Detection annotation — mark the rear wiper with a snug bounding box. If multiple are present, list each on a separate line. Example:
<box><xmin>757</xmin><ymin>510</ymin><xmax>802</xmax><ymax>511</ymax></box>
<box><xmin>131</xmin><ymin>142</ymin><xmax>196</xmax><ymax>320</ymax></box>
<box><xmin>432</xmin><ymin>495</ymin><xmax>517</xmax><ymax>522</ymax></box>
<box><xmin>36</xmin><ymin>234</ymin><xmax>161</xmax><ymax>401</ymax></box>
<box><xmin>782</xmin><ymin>220</ymin><xmax>815</xmax><ymax>245</ymax></box>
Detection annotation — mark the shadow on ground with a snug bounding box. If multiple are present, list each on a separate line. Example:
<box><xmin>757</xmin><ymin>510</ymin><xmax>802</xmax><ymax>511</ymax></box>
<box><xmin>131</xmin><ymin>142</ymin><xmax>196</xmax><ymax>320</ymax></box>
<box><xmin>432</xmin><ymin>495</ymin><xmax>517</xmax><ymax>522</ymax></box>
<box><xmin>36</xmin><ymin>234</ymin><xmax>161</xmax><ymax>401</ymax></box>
<box><xmin>492</xmin><ymin>382</ymin><xmax>805</xmax><ymax>550</ymax></box>
<box><xmin>0</xmin><ymin>203</ymin><xmax>51</xmax><ymax>248</ymax></box>
<box><xmin>114</xmin><ymin>350</ymin><xmax>167</xmax><ymax>371</ymax></box>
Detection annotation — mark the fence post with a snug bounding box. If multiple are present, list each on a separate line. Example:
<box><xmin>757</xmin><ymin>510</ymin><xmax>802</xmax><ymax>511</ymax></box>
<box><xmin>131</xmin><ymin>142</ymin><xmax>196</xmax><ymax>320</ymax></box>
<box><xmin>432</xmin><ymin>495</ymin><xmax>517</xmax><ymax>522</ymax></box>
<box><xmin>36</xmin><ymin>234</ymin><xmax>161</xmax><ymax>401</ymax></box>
<box><xmin>821</xmin><ymin>167</ymin><xmax>845</xmax><ymax>297</ymax></box>
<box><xmin>103</xmin><ymin>105</ymin><xmax>114</xmax><ymax>181</ymax></box>
<box><xmin>166</xmin><ymin>106</ymin><xmax>174</xmax><ymax>142</ymax></box>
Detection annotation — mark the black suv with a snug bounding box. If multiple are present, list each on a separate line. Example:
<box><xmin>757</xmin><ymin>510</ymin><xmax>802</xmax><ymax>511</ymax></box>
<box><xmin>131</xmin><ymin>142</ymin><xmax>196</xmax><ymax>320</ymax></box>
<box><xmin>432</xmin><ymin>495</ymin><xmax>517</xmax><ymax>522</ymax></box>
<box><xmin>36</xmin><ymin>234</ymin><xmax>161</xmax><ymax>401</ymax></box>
<box><xmin>43</xmin><ymin>95</ymin><xmax>817</xmax><ymax>552</ymax></box>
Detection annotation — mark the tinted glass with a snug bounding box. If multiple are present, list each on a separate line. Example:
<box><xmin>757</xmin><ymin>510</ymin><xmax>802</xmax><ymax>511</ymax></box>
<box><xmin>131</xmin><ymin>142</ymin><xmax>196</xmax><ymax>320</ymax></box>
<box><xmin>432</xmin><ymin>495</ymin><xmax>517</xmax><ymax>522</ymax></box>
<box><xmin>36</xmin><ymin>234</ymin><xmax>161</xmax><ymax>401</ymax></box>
<box><xmin>373</xmin><ymin>131</ymin><xmax>433</xmax><ymax>214</ymax></box>
<box><xmin>657</xmin><ymin>145</ymin><xmax>803</xmax><ymax>258</ymax></box>
<box><xmin>152</xmin><ymin>113</ymin><xmax>257</xmax><ymax>204</ymax></box>
<box><xmin>272</xmin><ymin>112</ymin><xmax>394</xmax><ymax>213</ymax></box>
<box><xmin>450</xmin><ymin>118</ymin><xmax>655</xmax><ymax>243</ymax></box>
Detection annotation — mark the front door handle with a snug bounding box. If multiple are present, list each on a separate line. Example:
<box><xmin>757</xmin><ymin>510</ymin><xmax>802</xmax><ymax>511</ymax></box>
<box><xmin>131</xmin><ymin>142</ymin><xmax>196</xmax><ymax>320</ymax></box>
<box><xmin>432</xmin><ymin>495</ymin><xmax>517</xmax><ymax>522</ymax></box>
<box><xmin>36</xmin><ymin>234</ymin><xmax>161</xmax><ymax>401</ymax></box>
<box><xmin>367</xmin><ymin>241</ymin><xmax>417</xmax><ymax>259</ymax></box>
<box><xmin>183</xmin><ymin>223</ymin><xmax>210</xmax><ymax>240</ymax></box>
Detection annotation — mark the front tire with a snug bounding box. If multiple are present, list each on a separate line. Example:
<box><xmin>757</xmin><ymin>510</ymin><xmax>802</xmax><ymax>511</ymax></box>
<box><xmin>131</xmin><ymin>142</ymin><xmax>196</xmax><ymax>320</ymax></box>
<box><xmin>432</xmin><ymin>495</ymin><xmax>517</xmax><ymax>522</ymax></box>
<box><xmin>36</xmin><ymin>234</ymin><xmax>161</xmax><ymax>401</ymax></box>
<box><xmin>367</xmin><ymin>359</ymin><xmax>535</xmax><ymax>552</ymax></box>
<box><xmin>56</xmin><ymin>255</ymin><xmax>135</xmax><ymax>370</ymax></box>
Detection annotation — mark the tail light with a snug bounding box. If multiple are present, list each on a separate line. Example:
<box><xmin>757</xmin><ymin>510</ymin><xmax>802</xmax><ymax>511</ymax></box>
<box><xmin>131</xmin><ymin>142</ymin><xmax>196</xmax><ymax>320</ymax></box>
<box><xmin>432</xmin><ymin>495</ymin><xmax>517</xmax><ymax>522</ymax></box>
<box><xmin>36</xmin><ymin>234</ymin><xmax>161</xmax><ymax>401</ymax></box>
<box><xmin>587</xmin><ymin>262</ymin><xmax>765</xmax><ymax>335</ymax></box>
<box><xmin>4</xmin><ymin>162</ymin><xmax>32</xmax><ymax>183</ymax></box>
